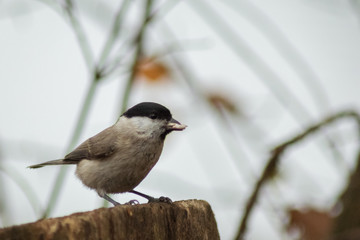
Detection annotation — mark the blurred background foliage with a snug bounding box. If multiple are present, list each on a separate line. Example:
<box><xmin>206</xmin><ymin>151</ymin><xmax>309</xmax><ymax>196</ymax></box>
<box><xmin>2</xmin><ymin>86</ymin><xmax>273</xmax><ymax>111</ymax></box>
<box><xmin>1</xmin><ymin>0</ymin><xmax>360</xmax><ymax>239</ymax></box>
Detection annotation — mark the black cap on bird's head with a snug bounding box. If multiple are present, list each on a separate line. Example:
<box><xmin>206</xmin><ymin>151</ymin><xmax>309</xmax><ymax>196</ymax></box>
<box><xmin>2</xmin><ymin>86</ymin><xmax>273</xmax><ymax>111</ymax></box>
<box><xmin>123</xmin><ymin>102</ymin><xmax>172</xmax><ymax>121</ymax></box>
<box><xmin>122</xmin><ymin>102</ymin><xmax>187</xmax><ymax>133</ymax></box>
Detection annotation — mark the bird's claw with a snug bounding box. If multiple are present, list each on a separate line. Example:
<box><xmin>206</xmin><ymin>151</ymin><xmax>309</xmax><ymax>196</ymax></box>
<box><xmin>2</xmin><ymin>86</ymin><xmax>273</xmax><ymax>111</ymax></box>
<box><xmin>148</xmin><ymin>196</ymin><xmax>172</xmax><ymax>204</ymax></box>
<box><xmin>159</xmin><ymin>196</ymin><xmax>173</xmax><ymax>203</ymax></box>
<box><xmin>125</xmin><ymin>199</ymin><xmax>140</xmax><ymax>205</ymax></box>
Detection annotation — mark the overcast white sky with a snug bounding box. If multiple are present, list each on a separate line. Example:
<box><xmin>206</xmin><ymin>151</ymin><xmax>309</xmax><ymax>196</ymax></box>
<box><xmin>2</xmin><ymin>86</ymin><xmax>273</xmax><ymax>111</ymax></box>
<box><xmin>1</xmin><ymin>0</ymin><xmax>360</xmax><ymax>239</ymax></box>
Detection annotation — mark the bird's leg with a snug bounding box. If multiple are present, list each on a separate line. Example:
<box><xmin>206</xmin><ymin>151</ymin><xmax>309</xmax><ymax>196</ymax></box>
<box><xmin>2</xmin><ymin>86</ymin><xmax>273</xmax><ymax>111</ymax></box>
<box><xmin>97</xmin><ymin>190</ymin><xmax>139</xmax><ymax>206</ymax></box>
<box><xmin>98</xmin><ymin>191</ymin><xmax>121</xmax><ymax>206</ymax></box>
<box><xmin>102</xmin><ymin>194</ymin><xmax>121</xmax><ymax>206</ymax></box>
<box><xmin>130</xmin><ymin>190</ymin><xmax>172</xmax><ymax>203</ymax></box>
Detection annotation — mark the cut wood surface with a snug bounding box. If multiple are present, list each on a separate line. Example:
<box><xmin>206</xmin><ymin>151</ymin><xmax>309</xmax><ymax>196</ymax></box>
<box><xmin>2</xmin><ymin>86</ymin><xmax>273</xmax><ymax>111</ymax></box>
<box><xmin>0</xmin><ymin>199</ymin><xmax>219</xmax><ymax>240</ymax></box>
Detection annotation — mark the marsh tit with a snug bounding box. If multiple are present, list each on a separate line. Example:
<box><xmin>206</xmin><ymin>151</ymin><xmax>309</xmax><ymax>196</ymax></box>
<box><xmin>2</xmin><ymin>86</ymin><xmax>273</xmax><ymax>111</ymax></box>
<box><xmin>29</xmin><ymin>102</ymin><xmax>187</xmax><ymax>206</ymax></box>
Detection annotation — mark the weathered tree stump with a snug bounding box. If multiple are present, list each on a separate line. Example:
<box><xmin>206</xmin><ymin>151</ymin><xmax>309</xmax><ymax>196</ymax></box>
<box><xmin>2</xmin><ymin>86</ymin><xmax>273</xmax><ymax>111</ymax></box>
<box><xmin>0</xmin><ymin>199</ymin><xmax>219</xmax><ymax>240</ymax></box>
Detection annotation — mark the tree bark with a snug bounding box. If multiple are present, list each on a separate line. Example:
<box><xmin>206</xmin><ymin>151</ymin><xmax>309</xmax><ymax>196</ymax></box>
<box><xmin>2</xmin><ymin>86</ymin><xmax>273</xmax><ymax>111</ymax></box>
<box><xmin>331</xmin><ymin>151</ymin><xmax>360</xmax><ymax>240</ymax></box>
<box><xmin>0</xmin><ymin>199</ymin><xmax>220</xmax><ymax>240</ymax></box>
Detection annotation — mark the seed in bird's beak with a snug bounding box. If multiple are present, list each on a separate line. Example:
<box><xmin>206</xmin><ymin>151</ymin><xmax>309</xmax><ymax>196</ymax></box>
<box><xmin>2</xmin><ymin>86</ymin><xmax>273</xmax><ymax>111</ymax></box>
<box><xmin>167</xmin><ymin>118</ymin><xmax>187</xmax><ymax>131</ymax></box>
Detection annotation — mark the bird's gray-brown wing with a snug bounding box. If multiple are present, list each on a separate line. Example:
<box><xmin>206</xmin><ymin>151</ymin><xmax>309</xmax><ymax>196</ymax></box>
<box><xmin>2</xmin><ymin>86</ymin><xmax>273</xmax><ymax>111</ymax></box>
<box><xmin>64</xmin><ymin>126</ymin><xmax>118</xmax><ymax>162</ymax></box>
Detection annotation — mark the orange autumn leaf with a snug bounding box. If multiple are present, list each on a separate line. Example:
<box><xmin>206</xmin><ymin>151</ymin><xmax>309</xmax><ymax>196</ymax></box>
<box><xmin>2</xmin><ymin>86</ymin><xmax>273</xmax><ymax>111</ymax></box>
<box><xmin>136</xmin><ymin>58</ymin><xmax>170</xmax><ymax>82</ymax></box>
<box><xmin>286</xmin><ymin>208</ymin><xmax>333</xmax><ymax>240</ymax></box>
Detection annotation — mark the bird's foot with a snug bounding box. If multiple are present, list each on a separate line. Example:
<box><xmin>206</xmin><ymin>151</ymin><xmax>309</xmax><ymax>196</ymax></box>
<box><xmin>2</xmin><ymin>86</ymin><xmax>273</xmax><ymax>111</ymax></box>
<box><xmin>148</xmin><ymin>196</ymin><xmax>172</xmax><ymax>204</ymax></box>
<box><xmin>125</xmin><ymin>199</ymin><xmax>140</xmax><ymax>205</ymax></box>
<box><xmin>129</xmin><ymin>190</ymin><xmax>172</xmax><ymax>204</ymax></box>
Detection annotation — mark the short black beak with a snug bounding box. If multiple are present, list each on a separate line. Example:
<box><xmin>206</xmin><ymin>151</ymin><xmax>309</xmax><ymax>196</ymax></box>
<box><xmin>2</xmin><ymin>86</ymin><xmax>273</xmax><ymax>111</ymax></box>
<box><xmin>166</xmin><ymin>118</ymin><xmax>187</xmax><ymax>131</ymax></box>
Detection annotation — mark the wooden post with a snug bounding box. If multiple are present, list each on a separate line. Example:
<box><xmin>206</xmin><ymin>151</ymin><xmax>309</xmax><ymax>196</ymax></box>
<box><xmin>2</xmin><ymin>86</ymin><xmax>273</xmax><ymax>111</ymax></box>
<box><xmin>0</xmin><ymin>200</ymin><xmax>220</xmax><ymax>240</ymax></box>
<box><xmin>331</xmin><ymin>151</ymin><xmax>360</xmax><ymax>239</ymax></box>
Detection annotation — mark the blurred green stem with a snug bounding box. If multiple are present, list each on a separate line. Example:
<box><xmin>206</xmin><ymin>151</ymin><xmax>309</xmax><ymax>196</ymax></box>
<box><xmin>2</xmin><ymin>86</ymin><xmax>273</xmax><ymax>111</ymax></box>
<box><xmin>42</xmin><ymin>79</ymin><xmax>98</xmax><ymax>218</ymax></box>
<box><xmin>64</xmin><ymin>0</ymin><xmax>94</xmax><ymax>71</ymax></box>
<box><xmin>98</xmin><ymin>0</ymin><xmax>131</xmax><ymax>68</ymax></box>
<box><xmin>119</xmin><ymin>0</ymin><xmax>154</xmax><ymax>115</ymax></box>
<box><xmin>0</xmin><ymin>164</ymin><xmax>41</xmax><ymax>218</ymax></box>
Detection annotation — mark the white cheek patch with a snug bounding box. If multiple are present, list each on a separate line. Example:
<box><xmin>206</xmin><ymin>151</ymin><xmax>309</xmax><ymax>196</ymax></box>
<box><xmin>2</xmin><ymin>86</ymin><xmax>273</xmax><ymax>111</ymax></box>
<box><xmin>117</xmin><ymin>116</ymin><xmax>165</xmax><ymax>138</ymax></box>
<box><xmin>132</xmin><ymin>117</ymin><xmax>155</xmax><ymax>130</ymax></box>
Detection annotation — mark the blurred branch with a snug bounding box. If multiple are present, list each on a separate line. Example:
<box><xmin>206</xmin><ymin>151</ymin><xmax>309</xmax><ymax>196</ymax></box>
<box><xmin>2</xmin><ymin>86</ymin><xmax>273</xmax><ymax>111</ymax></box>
<box><xmin>349</xmin><ymin>0</ymin><xmax>360</xmax><ymax>29</ymax></box>
<box><xmin>119</xmin><ymin>0</ymin><xmax>155</xmax><ymax>115</ymax></box>
<box><xmin>331</xmin><ymin>110</ymin><xmax>360</xmax><ymax>239</ymax></box>
<box><xmin>98</xmin><ymin>0</ymin><xmax>131</xmax><ymax>68</ymax></box>
<box><xmin>102</xmin><ymin>0</ymin><xmax>182</xmax><ymax>82</ymax></box>
<box><xmin>43</xmin><ymin>79</ymin><xmax>98</xmax><ymax>218</ymax></box>
<box><xmin>0</xmin><ymin>165</ymin><xmax>42</xmax><ymax>218</ymax></box>
<box><xmin>63</xmin><ymin>0</ymin><xmax>94</xmax><ymax>71</ymax></box>
<box><xmin>331</xmin><ymin>149</ymin><xmax>360</xmax><ymax>239</ymax></box>
<box><xmin>235</xmin><ymin>110</ymin><xmax>360</xmax><ymax>240</ymax></box>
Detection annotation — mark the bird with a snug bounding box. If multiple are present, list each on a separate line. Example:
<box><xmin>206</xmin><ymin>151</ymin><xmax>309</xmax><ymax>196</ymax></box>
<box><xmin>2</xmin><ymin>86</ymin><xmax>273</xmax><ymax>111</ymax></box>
<box><xmin>29</xmin><ymin>102</ymin><xmax>187</xmax><ymax>206</ymax></box>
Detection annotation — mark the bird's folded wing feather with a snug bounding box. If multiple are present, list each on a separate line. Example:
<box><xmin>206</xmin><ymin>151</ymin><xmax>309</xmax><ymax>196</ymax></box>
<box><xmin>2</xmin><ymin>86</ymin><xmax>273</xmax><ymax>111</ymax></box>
<box><xmin>64</xmin><ymin>126</ymin><xmax>118</xmax><ymax>161</ymax></box>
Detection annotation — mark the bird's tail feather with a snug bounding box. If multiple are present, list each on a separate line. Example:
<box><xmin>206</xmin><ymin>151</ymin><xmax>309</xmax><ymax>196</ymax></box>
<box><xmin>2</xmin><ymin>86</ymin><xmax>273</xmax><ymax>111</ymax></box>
<box><xmin>28</xmin><ymin>159</ymin><xmax>77</xmax><ymax>169</ymax></box>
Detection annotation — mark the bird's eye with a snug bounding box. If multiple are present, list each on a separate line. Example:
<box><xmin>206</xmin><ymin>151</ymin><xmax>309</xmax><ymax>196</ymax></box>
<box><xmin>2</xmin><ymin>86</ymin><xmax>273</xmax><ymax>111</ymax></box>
<box><xmin>150</xmin><ymin>114</ymin><xmax>157</xmax><ymax>119</ymax></box>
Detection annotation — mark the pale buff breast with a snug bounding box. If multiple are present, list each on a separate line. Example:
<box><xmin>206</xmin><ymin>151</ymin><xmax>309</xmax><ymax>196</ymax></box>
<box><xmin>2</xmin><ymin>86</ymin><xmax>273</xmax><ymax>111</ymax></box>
<box><xmin>76</xmin><ymin>134</ymin><xmax>164</xmax><ymax>194</ymax></box>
